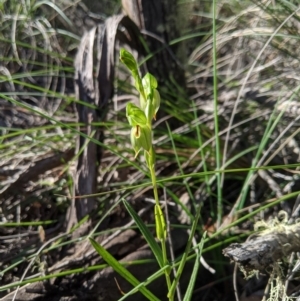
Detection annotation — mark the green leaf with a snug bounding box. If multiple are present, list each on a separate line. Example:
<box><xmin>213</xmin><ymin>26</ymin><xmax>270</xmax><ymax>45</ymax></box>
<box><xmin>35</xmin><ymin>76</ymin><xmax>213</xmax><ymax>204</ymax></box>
<box><xmin>183</xmin><ymin>232</ymin><xmax>207</xmax><ymax>301</ymax></box>
<box><xmin>118</xmin><ymin>265</ymin><xmax>170</xmax><ymax>301</ymax></box>
<box><xmin>168</xmin><ymin>199</ymin><xmax>206</xmax><ymax>300</ymax></box>
<box><xmin>123</xmin><ymin>200</ymin><xmax>164</xmax><ymax>268</ymax></box>
<box><xmin>89</xmin><ymin>238</ymin><xmax>160</xmax><ymax>301</ymax></box>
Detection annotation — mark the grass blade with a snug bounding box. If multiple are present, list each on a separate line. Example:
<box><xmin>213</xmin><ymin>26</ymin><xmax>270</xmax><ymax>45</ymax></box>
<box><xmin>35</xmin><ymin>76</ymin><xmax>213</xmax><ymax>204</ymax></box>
<box><xmin>183</xmin><ymin>232</ymin><xmax>206</xmax><ymax>301</ymax></box>
<box><xmin>212</xmin><ymin>0</ymin><xmax>222</xmax><ymax>228</ymax></box>
<box><xmin>89</xmin><ymin>238</ymin><xmax>160</xmax><ymax>301</ymax></box>
<box><xmin>118</xmin><ymin>265</ymin><xmax>170</xmax><ymax>301</ymax></box>
<box><xmin>123</xmin><ymin>200</ymin><xmax>164</xmax><ymax>268</ymax></box>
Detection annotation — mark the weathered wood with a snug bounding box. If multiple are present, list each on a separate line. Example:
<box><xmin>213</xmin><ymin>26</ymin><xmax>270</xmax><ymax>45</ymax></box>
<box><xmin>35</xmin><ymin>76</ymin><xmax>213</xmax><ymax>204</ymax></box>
<box><xmin>223</xmin><ymin>220</ymin><xmax>300</xmax><ymax>274</ymax></box>
<box><xmin>121</xmin><ymin>0</ymin><xmax>186</xmax><ymax>86</ymax></box>
<box><xmin>1</xmin><ymin>148</ymin><xmax>74</xmax><ymax>198</ymax></box>
<box><xmin>68</xmin><ymin>26</ymin><xmax>100</xmax><ymax>232</ymax></box>
<box><xmin>68</xmin><ymin>15</ymin><xmax>144</xmax><ymax>231</ymax></box>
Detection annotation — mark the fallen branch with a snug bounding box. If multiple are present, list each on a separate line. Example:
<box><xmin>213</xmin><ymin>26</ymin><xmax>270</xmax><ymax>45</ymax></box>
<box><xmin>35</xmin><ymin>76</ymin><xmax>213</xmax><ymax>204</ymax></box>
<box><xmin>223</xmin><ymin>212</ymin><xmax>300</xmax><ymax>274</ymax></box>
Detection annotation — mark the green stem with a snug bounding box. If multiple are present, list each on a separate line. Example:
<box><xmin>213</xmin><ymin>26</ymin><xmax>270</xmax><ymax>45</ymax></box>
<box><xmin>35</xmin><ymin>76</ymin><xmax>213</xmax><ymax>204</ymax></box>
<box><xmin>149</xmin><ymin>148</ymin><xmax>160</xmax><ymax>207</ymax></box>
<box><xmin>148</xmin><ymin>147</ymin><xmax>172</xmax><ymax>299</ymax></box>
<box><xmin>161</xmin><ymin>236</ymin><xmax>172</xmax><ymax>294</ymax></box>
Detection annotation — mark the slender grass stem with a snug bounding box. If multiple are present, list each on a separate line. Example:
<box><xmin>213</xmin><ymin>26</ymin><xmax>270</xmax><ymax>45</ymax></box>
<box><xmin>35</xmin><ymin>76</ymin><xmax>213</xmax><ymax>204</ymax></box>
<box><xmin>212</xmin><ymin>0</ymin><xmax>222</xmax><ymax>228</ymax></box>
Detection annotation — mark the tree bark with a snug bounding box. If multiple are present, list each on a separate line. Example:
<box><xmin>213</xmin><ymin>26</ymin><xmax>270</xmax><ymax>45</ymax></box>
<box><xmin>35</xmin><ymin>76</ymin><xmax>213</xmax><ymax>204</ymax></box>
<box><xmin>121</xmin><ymin>0</ymin><xmax>186</xmax><ymax>87</ymax></box>
<box><xmin>68</xmin><ymin>16</ymin><xmax>126</xmax><ymax>233</ymax></box>
<box><xmin>68</xmin><ymin>15</ymin><xmax>144</xmax><ymax>234</ymax></box>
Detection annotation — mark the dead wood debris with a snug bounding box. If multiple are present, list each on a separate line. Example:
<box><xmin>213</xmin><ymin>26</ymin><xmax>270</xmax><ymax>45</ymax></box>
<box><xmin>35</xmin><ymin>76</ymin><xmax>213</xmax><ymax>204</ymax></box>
<box><xmin>223</xmin><ymin>212</ymin><xmax>300</xmax><ymax>274</ymax></box>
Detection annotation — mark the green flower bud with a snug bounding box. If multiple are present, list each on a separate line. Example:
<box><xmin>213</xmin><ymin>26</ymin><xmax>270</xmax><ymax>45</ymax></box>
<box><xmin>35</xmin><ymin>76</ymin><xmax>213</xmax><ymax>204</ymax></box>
<box><xmin>138</xmin><ymin>125</ymin><xmax>152</xmax><ymax>153</ymax></box>
<box><xmin>120</xmin><ymin>49</ymin><xmax>145</xmax><ymax>97</ymax></box>
<box><xmin>141</xmin><ymin>73</ymin><xmax>160</xmax><ymax>121</ymax></box>
<box><xmin>142</xmin><ymin>73</ymin><xmax>157</xmax><ymax>100</ymax></box>
<box><xmin>126</xmin><ymin>103</ymin><xmax>147</xmax><ymax>127</ymax></box>
<box><xmin>144</xmin><ymin>89</ymin><xmax>160</xmax><ymax>121</ymax></box>
<box><xmin>155</xmin><ymin>204</ymin><xmax>166</xmax><ymax>240</ymax></box>
<box><xmin>142</xmin><ymin>73</ymin><xmax>157</xmax><ymax>90</ymax></box>
<box><xmin>130</xmin><ymin>126</ymin><xmax>143</xmax><ymax>157</ymax></box>
<box><xmin>120</xmin><ymin>48</ymin><xmax>138</xmax><ymax>73</ymax></box>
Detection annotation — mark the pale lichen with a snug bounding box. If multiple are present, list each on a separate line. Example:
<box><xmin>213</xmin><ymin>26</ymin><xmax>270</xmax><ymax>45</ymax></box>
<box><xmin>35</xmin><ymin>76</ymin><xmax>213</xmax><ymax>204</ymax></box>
<box><xmin>223</xmin><ymin>211</ymin><xmax>300</xmax><ymax>273</ymax></box>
